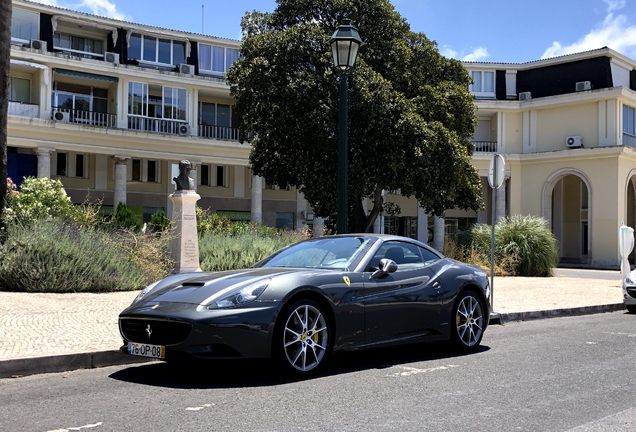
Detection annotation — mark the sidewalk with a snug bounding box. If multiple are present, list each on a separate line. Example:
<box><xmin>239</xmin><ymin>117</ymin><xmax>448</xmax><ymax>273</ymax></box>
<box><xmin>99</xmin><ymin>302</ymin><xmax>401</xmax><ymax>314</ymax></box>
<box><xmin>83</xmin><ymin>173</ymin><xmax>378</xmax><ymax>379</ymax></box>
<box><xmin>0</xmin><ymin>270</ymin><xmax>626</xmax><ymax>378</ymax></box>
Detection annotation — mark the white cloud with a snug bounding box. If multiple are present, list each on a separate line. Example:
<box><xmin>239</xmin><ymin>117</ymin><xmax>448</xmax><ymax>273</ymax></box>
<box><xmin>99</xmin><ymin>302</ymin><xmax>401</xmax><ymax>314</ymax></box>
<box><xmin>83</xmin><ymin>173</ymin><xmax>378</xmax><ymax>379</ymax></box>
<box><xmin>542</xmin><ymin>0</ymin><xmax>636</xmax><ymax>58</ymax></box>
<box><xmin>31</xmin><ymin>0</ymin><xmax>127</xmax><ymax>21</ymax></box>
<box><xmin>462</xmin><ymin>47</ymin><xmax>489</xmax><ymax>62</ymax></box>
<box><xmin>441</xmin><ymin>46</ymin><xmax>489</xmax><ymax>62</ymax></box>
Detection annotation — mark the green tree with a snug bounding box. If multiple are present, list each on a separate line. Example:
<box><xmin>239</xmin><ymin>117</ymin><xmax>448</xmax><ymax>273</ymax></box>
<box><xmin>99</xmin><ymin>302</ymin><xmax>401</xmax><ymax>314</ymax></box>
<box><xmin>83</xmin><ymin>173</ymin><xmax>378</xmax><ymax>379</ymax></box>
<box><xmin>0</xmin><ymin>0</ymin><xmax>11</xmax><ymax>234</ymax></box>
<box><xmin>227</xmin><ymin>0</ymin><xmax>482</xmax><ymax>233</ymax></box>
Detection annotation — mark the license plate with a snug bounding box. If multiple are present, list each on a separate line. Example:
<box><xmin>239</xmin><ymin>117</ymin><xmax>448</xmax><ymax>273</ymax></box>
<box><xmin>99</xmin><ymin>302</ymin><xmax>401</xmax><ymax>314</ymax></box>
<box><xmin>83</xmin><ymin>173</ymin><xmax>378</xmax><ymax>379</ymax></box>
<box><xmin>127</xmin><ymin>342</ymin><xmax>165</xmax><ymax>359</ymax></box>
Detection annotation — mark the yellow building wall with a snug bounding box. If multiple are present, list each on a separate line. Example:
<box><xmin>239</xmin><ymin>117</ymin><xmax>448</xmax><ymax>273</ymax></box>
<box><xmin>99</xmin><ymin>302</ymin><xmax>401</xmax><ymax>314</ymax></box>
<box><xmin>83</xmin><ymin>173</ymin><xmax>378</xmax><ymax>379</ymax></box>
<box><xmin>536</xmin><ymin>103</ymin><xmax>598</xmax><ymax>152</ymax></box>
<box><xmin>504</xmin><ymin>112</ymin><xmax>523</xmax><ymax>154</ymax></box>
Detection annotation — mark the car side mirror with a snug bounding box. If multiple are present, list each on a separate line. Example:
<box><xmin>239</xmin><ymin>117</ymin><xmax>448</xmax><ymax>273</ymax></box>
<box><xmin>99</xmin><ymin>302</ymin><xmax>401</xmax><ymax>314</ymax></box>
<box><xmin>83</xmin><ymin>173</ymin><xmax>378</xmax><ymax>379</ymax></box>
<box><xmin>370</xmin><ymin>258</ymin><xmax>398</xmax><ymax>279</ymax></box>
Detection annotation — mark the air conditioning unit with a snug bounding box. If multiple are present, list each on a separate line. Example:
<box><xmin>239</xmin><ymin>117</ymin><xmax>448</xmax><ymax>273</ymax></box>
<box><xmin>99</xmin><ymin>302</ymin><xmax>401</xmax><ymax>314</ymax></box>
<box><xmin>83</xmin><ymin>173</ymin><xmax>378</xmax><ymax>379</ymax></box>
<box><xmin>53</xmin><ymin>111</ymin><xmax>70</xmax><ymax>123</ymax></box>
<box><xmin>178</xmin><ymin>123</ymin><xmax>191</xmax><ymax>136</ymax></box>
<box><xmin>104</xmin><ymin>52</ymin><xmax>119</xmax><ymax>64</ymax></box>
<box><xmin>30</xmin><ymin>39</ymin><xmax>47</xmax><ymax>51</ymax></box>
<box><xmin>576</xmin><ymin>81</ymin><xmax>591</xmax><ymax>92</ymax></box>
<box><xmin>566</xmin><ymin>135</ymin><xmax>583</xmax><ymax>148</ymax></box>
<box><xmin>178</xmin><ymin>64</ymin><xmax>194</xmax><ymax>75</ymax></box>
<box><xmin>519</xmin><ymin>91</ymin><xmax>532</xmax><ymax>101</ymax></box>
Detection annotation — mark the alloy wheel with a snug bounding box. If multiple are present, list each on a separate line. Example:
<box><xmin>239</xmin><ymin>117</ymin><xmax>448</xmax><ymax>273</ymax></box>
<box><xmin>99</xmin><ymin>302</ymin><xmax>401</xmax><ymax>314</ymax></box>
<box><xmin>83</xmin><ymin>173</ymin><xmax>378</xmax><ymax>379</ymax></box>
<box><xmin>454</xmin><ymin>292</ymin><xmax>484</xmax><ymax>349</ymax></box>
<box><xmin>282</xmin><ymin>302</ymin><xmax>329</xmax><ymax>372</ymax></box>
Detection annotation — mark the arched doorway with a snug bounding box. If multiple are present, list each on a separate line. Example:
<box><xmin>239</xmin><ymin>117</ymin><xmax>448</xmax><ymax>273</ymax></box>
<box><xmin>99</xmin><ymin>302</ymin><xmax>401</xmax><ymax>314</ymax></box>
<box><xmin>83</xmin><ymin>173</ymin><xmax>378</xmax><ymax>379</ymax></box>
<box><xmin>624</xmin><ymin>171</ymin><xmax>636</xmax><ymax>264</ymax></box>
<box><xmin>542</xmin><ymin>169</ymin><xmax>592</xmax><ymax>265</ymax></box>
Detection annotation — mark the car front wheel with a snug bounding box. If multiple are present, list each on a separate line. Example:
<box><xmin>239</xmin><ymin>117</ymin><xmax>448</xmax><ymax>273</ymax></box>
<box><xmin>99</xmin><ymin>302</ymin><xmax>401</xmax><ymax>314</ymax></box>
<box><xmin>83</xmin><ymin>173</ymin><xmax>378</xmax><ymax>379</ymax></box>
<box><xmin>627</xmin><ymin>305</ymin><xmax>636</xmax><ymax>314</ymax></box>
<box><xmin>277</xmin><ymin>299</ymin><xmax>330</xmax><ymax>374</ymax></box>
<box><xmin>451</xmin><ymin>291</ymin><xmax>485</xmax><ymax>351</ymax></box>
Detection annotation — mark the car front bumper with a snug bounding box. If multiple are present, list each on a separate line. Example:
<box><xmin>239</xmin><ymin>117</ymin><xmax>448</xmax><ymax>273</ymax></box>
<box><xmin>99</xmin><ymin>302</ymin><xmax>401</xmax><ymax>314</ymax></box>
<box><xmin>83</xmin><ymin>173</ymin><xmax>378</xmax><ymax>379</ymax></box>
<box><xmin>118</xmin><ymin>300</ymin><xmax>281</xmax><ymax>360</ymax></box>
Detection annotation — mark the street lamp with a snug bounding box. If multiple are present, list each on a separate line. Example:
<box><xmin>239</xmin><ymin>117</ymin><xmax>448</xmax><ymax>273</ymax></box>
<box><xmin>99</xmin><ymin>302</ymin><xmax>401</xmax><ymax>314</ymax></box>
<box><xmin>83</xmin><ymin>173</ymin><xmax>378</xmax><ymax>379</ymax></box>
<box><xmin>330</xmin><ymin>19</ymin><xmax>362</xmax><ymax>234</ymax></box>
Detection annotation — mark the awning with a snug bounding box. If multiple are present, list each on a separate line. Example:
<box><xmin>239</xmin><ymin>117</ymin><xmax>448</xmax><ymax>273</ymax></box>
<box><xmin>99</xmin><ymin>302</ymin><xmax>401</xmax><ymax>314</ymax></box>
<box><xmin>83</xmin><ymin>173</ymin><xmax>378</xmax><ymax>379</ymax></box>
<box><xmin>10</xmin><ymin>59</ymin><xmax>50</xmax><ymax>85</ymax></box>
<box><xmin>53</xmin><ymin>68</ymin><xmax>119</xmax><ymax>82</ymax></box>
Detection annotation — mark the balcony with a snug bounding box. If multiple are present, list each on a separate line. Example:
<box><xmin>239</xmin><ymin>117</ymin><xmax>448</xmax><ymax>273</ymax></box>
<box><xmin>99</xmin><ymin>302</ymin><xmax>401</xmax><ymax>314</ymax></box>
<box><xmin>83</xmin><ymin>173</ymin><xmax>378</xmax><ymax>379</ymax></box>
<box><xmin>472</xmin><ymin>141</ymin><xmax>497</xmax><ymax>153</ymax></box>
<box><xmin>128</xmin><ymin>116</ymin><xmax>188</xmax><ymax>135</ymax></box>
<box><xmin>198</xmin><ymin>124</ymin><xmax>239</xmax><ymax>141</ymax></box>
<box><xmin>52</xmin><ymin>107</ymin><xmax>116</xmax><ymax>128</ymax></box>
<box><xmin>8</xmin><ymin>101</ymin><xmax>39</xmax><ymax>118</ymax></box>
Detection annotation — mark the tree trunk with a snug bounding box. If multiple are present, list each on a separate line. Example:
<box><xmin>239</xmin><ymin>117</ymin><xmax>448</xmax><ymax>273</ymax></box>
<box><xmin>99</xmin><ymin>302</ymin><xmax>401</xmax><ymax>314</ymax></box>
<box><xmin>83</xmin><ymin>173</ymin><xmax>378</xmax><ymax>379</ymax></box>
<box><xmin>0</xmin><ymin>0</ymin><xmax>11</xmax><ymax>233</ymax></box>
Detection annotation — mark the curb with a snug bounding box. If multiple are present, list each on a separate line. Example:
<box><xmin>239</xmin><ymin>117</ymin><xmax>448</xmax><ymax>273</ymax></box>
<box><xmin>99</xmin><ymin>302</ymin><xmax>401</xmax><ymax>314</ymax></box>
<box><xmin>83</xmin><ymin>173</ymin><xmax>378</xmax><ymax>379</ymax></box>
<box><xmin>0</xmin><ymin>349</ymin><xmax>153</xmax><ymax>379</ymax></box>
<box><xmin>0</xmin><ymin>304</ymin><xmax>628</xmax><ymax>379</ymax></box>
<box><xmin>497</xmin><ymin>303</ymin><xmax>626</xmax><ymax>324</ymax></box>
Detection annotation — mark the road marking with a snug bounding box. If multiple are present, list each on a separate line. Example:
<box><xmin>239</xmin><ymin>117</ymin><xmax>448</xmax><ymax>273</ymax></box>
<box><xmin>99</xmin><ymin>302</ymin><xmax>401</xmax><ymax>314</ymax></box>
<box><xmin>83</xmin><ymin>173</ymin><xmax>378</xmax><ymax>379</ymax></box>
<box><xmin>186</xmin><ymin>404</ymin><xmax>213</xmax><ymax>411</ymax></box>
<box><xmin>388</xmin><ymin>364</ymin><xmax>459</xmax><ymax>377</ymax></box>
<box><xmin>604</xmin><ymin>331</ymin><xmax>636</xmax><ymax>337</ymax></box>
<box><xmin>46</xmin><ymin>422</ymin><xmax>103</xmax><ymax>432</ymax></box>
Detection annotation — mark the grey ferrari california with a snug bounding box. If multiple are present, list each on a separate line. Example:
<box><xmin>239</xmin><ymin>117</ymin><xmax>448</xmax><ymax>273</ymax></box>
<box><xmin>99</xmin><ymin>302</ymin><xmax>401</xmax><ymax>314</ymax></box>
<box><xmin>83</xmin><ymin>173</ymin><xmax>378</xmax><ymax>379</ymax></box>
<box><xmin>119</xmin><ymin>234</ymin><xmax>490</xmax><ymax>374</ymax></box>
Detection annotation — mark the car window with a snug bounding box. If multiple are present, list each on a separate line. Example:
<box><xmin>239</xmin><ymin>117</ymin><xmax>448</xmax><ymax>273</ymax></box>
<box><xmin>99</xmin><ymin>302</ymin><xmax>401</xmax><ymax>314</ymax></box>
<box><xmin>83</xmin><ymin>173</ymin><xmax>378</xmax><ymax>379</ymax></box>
<box><xmin>369</xmin><ymin>241</ymin><xmax>426</xmax><ymax>271</ymax></box>
<box><xmin>418</xmin><ymin>245</ymin><xmax>441</xmax><ymax>265</ymax></box>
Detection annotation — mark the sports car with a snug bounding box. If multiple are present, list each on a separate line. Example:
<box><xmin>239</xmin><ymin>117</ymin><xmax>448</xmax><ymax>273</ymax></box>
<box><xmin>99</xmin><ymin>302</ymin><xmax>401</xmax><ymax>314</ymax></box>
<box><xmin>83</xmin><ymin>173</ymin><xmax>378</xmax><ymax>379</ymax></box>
<box><xmin>119</xmin><ymin>234</ymin><xmax>490</xmax><ymax>374</ymax></box>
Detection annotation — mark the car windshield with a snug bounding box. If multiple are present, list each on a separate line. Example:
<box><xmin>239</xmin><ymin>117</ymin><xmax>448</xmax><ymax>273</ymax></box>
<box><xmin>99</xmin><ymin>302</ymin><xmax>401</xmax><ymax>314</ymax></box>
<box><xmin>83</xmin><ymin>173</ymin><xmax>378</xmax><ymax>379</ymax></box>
<box><xmin>253</xmin><ymin>236</ymin><xmax>374</xmax><ymax>270</ymax></box>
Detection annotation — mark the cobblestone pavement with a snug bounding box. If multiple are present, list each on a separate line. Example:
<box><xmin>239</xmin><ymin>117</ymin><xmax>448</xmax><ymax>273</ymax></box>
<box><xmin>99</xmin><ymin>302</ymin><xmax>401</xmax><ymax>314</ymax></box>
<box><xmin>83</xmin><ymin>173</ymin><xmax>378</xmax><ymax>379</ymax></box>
<box><xmin>0</xmin><ymin>273</ymin><xmax>625</xmax><ymax>361</ymax></box>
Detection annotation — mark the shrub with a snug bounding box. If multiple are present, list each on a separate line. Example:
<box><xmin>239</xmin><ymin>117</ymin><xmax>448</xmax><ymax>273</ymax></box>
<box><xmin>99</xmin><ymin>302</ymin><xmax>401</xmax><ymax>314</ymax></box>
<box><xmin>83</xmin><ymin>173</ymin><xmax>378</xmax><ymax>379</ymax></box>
<box><xmin>4</xmin><ymin>177</ymin><xmax>77</xmax><ymax>224</ymax></box>
<box><xmin>198</xmin><ymin>232</ymin><xmax>299</xmax><ymax>271</ymax></box>
<box><xmin>113</xmin><ymin>202</ymin><xmax>141</xmax><ymax>231</ymax></box>
<box><xmin>466</xmin><ymin>215</ymin><xmax>558</xmax><ymax>277</ymax></box>
<box><xmin>148</xmin><ymin>210</ymin><xmax>171</xmax><ymax>233</ymax></box>
<box><xmin>495</xmin><ymin>215</ymin><xmax>558</xmax><ymax>277</ymax></box>
<box><xmin>0</xmin><ymin>220</ymin><xmax>165</xmax><ymax>292</ymax></box>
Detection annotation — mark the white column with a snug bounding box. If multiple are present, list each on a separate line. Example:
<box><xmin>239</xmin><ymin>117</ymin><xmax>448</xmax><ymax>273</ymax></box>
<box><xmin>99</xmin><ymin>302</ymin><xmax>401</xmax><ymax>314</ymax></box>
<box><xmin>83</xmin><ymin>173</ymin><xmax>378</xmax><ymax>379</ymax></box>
<box><xmin>251</xmin><ymin>175</ymin><xmax>263</xmax><ymax>223</ymax></box>
<box><xmin>189</xmin><ymin>160</ymin><xmax>201</xmax><ymax>193</ymax></box>
<box><xmin>433</xmin><ymin>215</ymin><xmax>445</xmax><ymax>252</ymax></box>
<box><xmin>35</xmin><ymin>147</ymin><xmax>54</xmax><ymax>179</ymax></box>
<box><xmin>113</xmin><ymin>156</ymin><xmax>130</xmax><ymax>206</ymax></box>
<box><xmin>417</xmin><ymin>205</ymin><xmax>428</xmax><ymax>244</ymax></box>
<box><xmin>313</xmin><ymin>217</ymin><xmax>325</xmax><ymax>237</ymax></box>
<box><xmin>39</xmin><ymin>67</ymin><xmax>51</xmax><ymax>119</ymax></box>
<box><xmin>496</xmin><ymin>178</ymin><xmax>507</xmax><ymax>222</ymax></box>
<box><xmin>296</xmin><ymin>190</ymin><xmax>308</xmax><ymax>230</ymax></box>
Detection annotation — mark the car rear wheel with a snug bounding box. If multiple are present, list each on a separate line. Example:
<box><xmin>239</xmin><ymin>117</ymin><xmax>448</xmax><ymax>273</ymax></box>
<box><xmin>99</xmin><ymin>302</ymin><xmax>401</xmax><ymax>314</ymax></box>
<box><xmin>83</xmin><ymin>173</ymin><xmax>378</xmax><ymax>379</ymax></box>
<box><xmin>277</xmin><ymin>299</ymin><xmax>330</xmax><ymax>374</ymax></box>
<box><xmin>451</xmin><ymin>291</ymin><xmax>485</xmax><ymax>351</ymax></box>
<box><xmin>627</xmin><ymin>305</ymin><xmax>636</xmax><ymax>314</ymax></box>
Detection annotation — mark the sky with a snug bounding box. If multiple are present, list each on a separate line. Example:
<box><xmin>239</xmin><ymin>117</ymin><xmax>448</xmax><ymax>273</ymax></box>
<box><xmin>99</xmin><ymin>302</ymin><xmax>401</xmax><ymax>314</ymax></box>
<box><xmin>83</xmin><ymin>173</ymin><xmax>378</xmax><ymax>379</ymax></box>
<box><xmin>30</xmin><ymin>0</ymin><xmax>636</xmax><ymax>63</ymax></box>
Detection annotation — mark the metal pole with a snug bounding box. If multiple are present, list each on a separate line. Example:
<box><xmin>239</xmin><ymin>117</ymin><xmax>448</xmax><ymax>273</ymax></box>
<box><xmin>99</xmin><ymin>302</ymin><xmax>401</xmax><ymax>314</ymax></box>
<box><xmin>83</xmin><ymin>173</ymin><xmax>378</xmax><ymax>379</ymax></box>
<box><xmin>490</xmin><ymin>154</ymin><xmax>497</xmax><ymax>310</ymax></box>
<box><xmin>337</xmin><ymin>74</ymin><xmax>348</xmax><ymax>234</ymax></box>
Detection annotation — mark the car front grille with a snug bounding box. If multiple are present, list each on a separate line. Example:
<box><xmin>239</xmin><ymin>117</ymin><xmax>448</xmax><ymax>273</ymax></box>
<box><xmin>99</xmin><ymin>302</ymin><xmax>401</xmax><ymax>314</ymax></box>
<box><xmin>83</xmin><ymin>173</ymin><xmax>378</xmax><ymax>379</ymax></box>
<box><xmin>120</xmin><ymin>319</ymin><xmax>192</xmax><ymax>345</ymax></box>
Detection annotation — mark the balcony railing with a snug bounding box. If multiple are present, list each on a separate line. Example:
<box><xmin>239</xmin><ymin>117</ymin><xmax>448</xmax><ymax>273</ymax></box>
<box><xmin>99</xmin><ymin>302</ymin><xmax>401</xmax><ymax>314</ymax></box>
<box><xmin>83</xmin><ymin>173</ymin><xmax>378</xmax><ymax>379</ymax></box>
<box><xmin>624</xmin><ymin>133</ymin><xmax>636</xmax><ymax>148</ymax></box>
<box><xmin>128</xmin><ymin>116</ymin><xmax>187</xmax><ymax>135</ymax></box>
<box><xmin>198</xmin><ymin>124</ymin><xmax>239</xmax><ymax>141</ymax></box>
<box><xmin>8</xmin><ymin>101</ymin><xmax>39</xmax><ymax>118</ymax></box>
<box><xmin>471</xmin><ymin>141</ymin><xmax>497</xmax><ymax>153</ymax></box>
<box><xmin>52</xmin><ymin>107</ymin><xmax>116</xmax><ymax>127</ymax></box>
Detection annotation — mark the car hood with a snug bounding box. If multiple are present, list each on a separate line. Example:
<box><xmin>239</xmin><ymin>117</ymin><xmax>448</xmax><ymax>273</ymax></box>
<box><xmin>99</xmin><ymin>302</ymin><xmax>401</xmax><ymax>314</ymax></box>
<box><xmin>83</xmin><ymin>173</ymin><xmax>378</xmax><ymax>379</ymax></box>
<box><xmin>134</xmin><ymin>267</ymin><xmax>305</xmax><ymax>306</ymax></box>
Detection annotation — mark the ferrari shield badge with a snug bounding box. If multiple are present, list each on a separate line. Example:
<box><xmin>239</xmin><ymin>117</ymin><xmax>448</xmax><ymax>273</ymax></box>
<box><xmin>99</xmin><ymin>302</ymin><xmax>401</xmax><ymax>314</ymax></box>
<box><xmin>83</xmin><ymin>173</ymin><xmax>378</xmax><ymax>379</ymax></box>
<box><xmin>343</xmin><ymin>276</ymin><xmax>351</xmax><ymax>286</ymax></box>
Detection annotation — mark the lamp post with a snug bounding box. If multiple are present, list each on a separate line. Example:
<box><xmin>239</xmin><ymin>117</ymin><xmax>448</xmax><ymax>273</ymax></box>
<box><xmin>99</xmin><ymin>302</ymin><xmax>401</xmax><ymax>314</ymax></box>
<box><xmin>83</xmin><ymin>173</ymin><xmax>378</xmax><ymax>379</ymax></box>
<box><xmin>330</xmin><ymin>19</ymin><xmax>362</xmax><ymax>234</ymax></box>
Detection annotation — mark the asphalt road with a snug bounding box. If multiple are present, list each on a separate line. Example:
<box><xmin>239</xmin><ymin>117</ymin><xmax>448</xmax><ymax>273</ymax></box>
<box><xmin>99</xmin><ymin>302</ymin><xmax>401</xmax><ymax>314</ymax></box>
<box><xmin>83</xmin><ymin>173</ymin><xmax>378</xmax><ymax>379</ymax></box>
<box><xmin>2</xmin><ymin>312</ymin><xmax>635</xmax><ymax>432</ymax></box>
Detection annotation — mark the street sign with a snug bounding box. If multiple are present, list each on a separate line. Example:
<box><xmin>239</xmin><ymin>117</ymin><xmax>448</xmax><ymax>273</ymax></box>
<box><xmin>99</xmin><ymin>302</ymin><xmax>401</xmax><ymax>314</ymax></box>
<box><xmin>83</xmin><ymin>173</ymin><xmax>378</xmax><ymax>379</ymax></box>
<box><xmin>488</xmin><ymin>154</ymin><xmax>505</xmax><ymax>189</ymax></box>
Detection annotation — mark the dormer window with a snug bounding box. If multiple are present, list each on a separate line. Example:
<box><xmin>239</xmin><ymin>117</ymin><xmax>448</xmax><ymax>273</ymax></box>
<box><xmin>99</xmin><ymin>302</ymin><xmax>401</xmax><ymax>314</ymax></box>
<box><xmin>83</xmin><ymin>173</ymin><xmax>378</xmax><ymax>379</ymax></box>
<box><xmin>53</xmin><ymin>32</ymin><xmax>104</xmax><ymax>59</ymax></box>
<box><xmin>11</xmin><ymin>8</ymin><xmax>39</xmax><ymax>43</ymax></box>
<box><xmin>198</xmin><ymin>44</ymin><xmax>239</xmax><ymax>75</ymax></box>
<box><xmin>128</xmin><ymin>33</ymin><xmax>186</xmax><ymax>66</ymax></box>
<box><xmin>469</xmin><ymin>70</ymin><xmax>495</xmax><ymax>98</ymax></box>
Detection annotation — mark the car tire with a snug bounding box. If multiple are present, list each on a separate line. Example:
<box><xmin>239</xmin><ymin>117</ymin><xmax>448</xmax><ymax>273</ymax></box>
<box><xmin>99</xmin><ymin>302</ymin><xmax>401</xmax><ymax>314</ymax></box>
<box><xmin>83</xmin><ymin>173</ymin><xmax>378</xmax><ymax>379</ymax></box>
<box><xmin>450</xmin><ymin>290</ymin><xmax>485</xmax><ymax>351</ymax></box>
<box><xmin>275</xmin><ymin>299</ymin><xmax>331</xmax><ymax>374</ymax></box>
<box><xmin>627</xmin><ymin>305</ymin><xmax>636</xmax><ymax>314</ymax></box>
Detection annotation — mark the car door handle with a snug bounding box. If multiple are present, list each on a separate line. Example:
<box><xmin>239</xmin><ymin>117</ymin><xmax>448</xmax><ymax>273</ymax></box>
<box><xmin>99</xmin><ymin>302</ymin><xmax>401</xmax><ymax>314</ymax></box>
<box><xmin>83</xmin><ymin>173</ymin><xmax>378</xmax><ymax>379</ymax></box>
<box><xmin>432</xmin><ymin>281</ymin><xmax>441</xmax><ymax>289</ymax></box>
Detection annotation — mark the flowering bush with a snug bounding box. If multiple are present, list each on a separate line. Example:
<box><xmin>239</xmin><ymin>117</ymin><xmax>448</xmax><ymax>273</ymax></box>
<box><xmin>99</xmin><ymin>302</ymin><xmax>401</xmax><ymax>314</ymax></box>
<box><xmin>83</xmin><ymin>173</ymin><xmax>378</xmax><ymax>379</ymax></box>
<box><xmin>4</xmin><ymin>177</ymin><xmax>77</xmax><ymax>224</ymax></box>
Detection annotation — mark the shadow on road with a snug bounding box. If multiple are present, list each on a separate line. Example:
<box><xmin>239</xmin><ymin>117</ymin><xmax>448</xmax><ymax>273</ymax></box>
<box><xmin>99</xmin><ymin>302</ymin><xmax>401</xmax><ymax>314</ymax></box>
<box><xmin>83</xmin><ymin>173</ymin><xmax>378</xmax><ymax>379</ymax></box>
<box><xmin>109</xmin><ymin>342</ymin><xmax>490</xmax><ymax>389</ymax></box>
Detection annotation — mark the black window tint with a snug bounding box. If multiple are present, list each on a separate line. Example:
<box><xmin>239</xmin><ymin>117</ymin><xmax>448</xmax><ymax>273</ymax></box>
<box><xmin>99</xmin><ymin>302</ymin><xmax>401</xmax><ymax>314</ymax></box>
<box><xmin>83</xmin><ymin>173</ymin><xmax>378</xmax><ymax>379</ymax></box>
<box><xmin>419</xmin><ymin>245</ymin><xmax>441</xmax><ymax>265</ymax></box>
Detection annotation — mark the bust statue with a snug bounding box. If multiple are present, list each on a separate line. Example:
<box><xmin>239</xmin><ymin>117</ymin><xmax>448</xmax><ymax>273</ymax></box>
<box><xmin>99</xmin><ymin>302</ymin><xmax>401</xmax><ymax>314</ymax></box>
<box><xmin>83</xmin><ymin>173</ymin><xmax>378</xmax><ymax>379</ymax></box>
<box><xmin>173</xmin><ymin>160</ymin><xmax>195</xmax><ymax>191</ymax></box>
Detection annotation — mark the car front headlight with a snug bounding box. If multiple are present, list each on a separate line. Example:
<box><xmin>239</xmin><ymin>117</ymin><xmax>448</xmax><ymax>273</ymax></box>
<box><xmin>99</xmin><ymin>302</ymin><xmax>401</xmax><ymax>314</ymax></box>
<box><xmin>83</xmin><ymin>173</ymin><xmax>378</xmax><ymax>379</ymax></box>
<box><xmin>133</xmin><ymin>280</ymin><xmax>161</xmax><ymax>304</ymax></box>
<box><xmin>626</xmin><ymin>277</ymin><xmax>635</xmax><ymax>286</ymax></box>
<box><xmin>207</xmin><ymin>279</ymin><xmax>270</xmax><ymax>309</ymax></box>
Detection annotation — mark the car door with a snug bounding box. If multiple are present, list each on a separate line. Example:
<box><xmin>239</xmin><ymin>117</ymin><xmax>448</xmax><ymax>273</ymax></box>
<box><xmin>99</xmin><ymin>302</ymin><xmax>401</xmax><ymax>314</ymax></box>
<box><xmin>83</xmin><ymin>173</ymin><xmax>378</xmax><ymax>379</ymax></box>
<box><xmin>362</xmin><ymin>241</ymin><xmax>442</xmax><ymax>343</ymax></box>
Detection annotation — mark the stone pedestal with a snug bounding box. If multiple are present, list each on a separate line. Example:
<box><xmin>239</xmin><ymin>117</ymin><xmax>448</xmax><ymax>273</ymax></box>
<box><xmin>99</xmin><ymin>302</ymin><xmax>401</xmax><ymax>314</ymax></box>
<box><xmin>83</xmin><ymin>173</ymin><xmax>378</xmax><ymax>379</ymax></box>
<box><xmin>169</xmin><ymin>190</ymin><xmax>202</xmax><ymax>273</ymax></box>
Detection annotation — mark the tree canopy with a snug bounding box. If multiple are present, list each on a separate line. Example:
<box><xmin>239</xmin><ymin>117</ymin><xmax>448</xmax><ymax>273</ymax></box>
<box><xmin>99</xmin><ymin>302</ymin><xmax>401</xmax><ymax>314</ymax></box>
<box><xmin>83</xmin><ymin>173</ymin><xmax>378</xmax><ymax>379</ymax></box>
<box><xmin>226</xmin><ymin>0</ymin><xmax>483</xmax><ymax>233</ymax></box>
